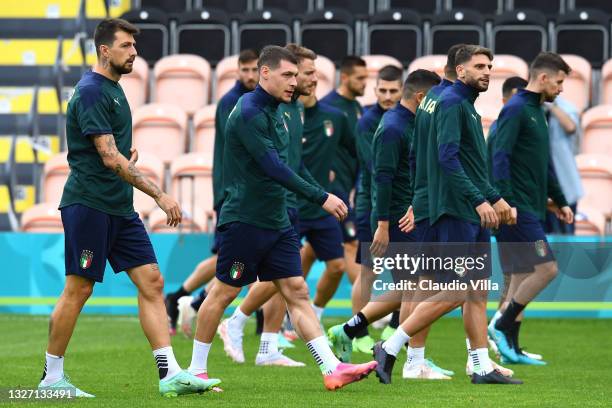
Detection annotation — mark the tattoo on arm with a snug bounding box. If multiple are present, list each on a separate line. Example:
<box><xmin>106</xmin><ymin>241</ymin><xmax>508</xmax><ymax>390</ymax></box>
<box><xmin>92</xmin><ymin>134</ymin><xmax>163</xmax><ymax>200</ymax></box>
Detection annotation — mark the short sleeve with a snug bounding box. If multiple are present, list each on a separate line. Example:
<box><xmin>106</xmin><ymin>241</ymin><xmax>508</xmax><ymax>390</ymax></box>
<box><xmin>77</xmin><ymin>85</ymin><xmax>113</xmax><ymax>137</ymax></box>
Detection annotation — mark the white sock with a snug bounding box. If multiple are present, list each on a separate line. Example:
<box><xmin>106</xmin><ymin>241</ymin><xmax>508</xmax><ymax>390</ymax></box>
<box><xmin>257</xmin><ymin>332</ymin><xmax>278</xmax><ymax>356</ymax></box>
<box><xmin>406</xmin><ymin>346</ymin><xmax>425</xmax><ymax>367</ymax></box>
<box><xmin>306</xmin><ymin>336</ymin><xmax>340</xmax><ymax>375</ymax></box>
<box><xmin>312</xmin><ymin>304</ymin><xmax>324</xmax><ymax>321</ymax></box>
<box><xmin>466</xmin><ymin>338</ymin><xmax>471</xmax><ymax>352</ymax></box>
<box><xmin>491</xmin><ymin>310</ymin><xmax>502</xmax><ymax>324</ymax></box>
<box><xmin>470</xmin><ymin>348</ymin><xmax>493</xmax><ymax>375</ymax></box>
<box><xmin>382</xmin><ymin>327</ymin><xmax>410</xmax><ymax>357</ymax></box>
<box><xmin>228</xmin><ymin>307</ymin><xmax>249</xmax><ymax>331</ymax></box>
<box><xmin>41</xmin><ymin>352</ymin><xmax>64</xmax><ymax>385</ymax></box>
<box><xmin>188</xmin><ymin>340</ymin><xmax>211</xmax><ymax>375</ymax></box>
<box><xmin>153</xmin><ymin>346</ymin><xmax>182</xmax><ymax>380</ymax></box>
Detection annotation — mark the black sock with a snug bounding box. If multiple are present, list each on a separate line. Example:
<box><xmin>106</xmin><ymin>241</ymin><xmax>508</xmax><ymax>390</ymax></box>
<box><xmin>354</xmin><ymin>325</ymin><xmax>370</xmax><ymax>339</ymax></box>
<box><xmin>255</xmin><ymin>308</ymin><xmax>264</xmax><ymax>335</ymax></box>
<box><xmin>495</xmin><ymin>299</ymin><xmax>525</xmax><ymax>333</ymax></box>
<box><xmin>170</xmin><ymin>285</ymin><xmax>190</xmax><ymax>300</ymax></box>
<box><xmin>389</xmin><ymin>310</ymin><xmax>400</xmax><ymax>329</ymax></box>
<box><xmin>190</xmin><ymin>289</ymin><xmax>207</xmax><ymax>311</ymax></box>
<box><xmin>511</xmin><ymin>321</ymin><xmax>522</xmax><ymax>352</ymax></box>
<box><xmin>343</xmin><ymin>312</ymin><xmax>369</xmax><ymax>339</ymax></box>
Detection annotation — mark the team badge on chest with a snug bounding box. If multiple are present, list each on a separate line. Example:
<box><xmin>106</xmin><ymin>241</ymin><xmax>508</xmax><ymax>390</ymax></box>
<box><xmin>323</xmin><ymin>120</ymin><xmax>334</xmax><ymax>137</ymax></box>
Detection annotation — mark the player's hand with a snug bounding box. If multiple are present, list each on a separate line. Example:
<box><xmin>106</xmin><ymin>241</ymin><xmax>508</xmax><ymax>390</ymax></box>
<box><xmin>322</xmin><ymin>193</ymin><xmax>347</xmax><ymax>221</ymax></box>
<box><xmin>475</xmin><ymin>201</ymin><xmax>499</xmax><ymax>229</ymax></box>
<box><xmin>398</xmin><ymin>206</ymin><xmax>415</xmax><ymax>233</ymax></box>
<box><xmin>129</xmin><ymin>147</ymin><xmax>139</xmax><ymax>164</ymax></box>
<box><xmin>547</xmin><ymin>198</ymin><xmax>563</xmax><ymax>219</ymax></box>
<box><xmin>493</xmin><ymin>198</ymin><xmax>514</xmax><ymax>225</ymax></box>
<box><xmin>509</xmin><ymin>207</ymin><xmax>518</xmax><ymax>225</ymax></box>
<box><xmin>559</xmin><ymin>206</ymin><xmax>574</xmax><ymax>224</ymax></box>
<box><xmin>370</xmin><ymin>221</ymin><xmax>389</xmax><ymax>258</ymax></box>
<box><xmin>156</xmin><ymin>193</ymin><xmax>182</xmax><ymax>227</ymax></box>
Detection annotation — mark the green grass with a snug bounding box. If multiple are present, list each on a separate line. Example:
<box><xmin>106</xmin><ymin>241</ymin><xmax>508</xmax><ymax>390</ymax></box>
<box><xmin>1</xmin><ymin>314</ymin><xmax>610</xmax><ymax>407</ymax></box>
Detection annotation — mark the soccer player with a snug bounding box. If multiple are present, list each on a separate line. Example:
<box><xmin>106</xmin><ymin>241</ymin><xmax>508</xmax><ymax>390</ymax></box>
<box><xmin>38</xmin><ymin>19</ymin><xmax>220</xmax><ymax>397</ymax></box>
<box><xmin>350</xmin><ymin>65</ymin><xmax>403</xmax><ymax>353</ymax></box>
<box><xmin>218</xmin><ymin>43</ymin><xmax>322</xmax><ymax>367</ymax></box>
<box><xmin>303</xmin><ymin>56</ymin><xmax>366</xmax><ymax>320</ymax></box>
<box><xmin>187</xmin><ymin>46</ymin><xmax>377</xmax><ymax>391</ymax></box>
<box><xmin>164</xmin><ymin>49</ymin><xmax>259</xmax><ymax>336</ymax></box>
<box><xmin>489</xmin><ymin>52</ymin><xmax>573</xmax><ymax>365</ymax></box>
<box><xmin>330</xmin><ymin>70</ymin><xmax>453</xmax><ymax>380</ymax></box>
<box><xmin>372</xmin><ymin>45</ymin><xmax>522</xmax><ymax>385</ymax></box>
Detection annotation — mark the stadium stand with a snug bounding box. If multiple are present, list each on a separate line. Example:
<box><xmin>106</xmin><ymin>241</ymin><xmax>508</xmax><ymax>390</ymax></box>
<box><xmin>428</xmin><ymin>9</ymin><xmax>486</xmax><ymax>54</ymax></box>
<box><xmin>173</xmin><ymin>8</ymin><xmax>231</xmax><ymax>66</ymax></box>
<box><xmin>233</xmin><ymin>8</ymin><xmax>293</xmax><ymax>54</ymax></box>
<box><xmin>381</xmin><ymin>0</ymin><xmax>441</xmax><ymax>14</ymax></box>
<box><xmin>193</xmin><ymin>104</ymin><xmax>217</xmax><ymax>154</ymax></box>
<box><xmin>575</xmin><ymin>155</ymin><xmax>612</xmax><ymax>222</ymax></box>
<box><xmin>133</xmin><ymin>152</ymin><xmax>165</xmax><ymax>217</ymax></box>
<box><xmin>490</xmin><ymin>9</ymin><xmax>548</xmax><ymax>63</ymax></box>
<box><xmin>298</xmin><ymin>8</ymin><xmax>355</xmax><ymax>64</ymax></box>
<box><xmin>213</xmin><ymin>55</ymin><xmax>240</xmax><ymax>101</ymax></box>
<box><xmin>20</xmin><ymin>202</ymin><xmax>62</xmax><ymax>232</ymax></box>
<box><xmin>121</xmin><ymin>7</ymin><xmax>169</xmax><ymax>65</ymax></box>
<box><xmin>118</xmin><ymin>55</ymin><xmax>149</xmax><ymax>111</ymax></box>
<box><xmin>601</xmin><ymin>60</ymin><xmax>612</xmax><ymax>105</ymax></box>
<box><xmin>132</xmin><ymin>103</ymin><xmax>188</xmax><ymax>164</ymax></box>
<box><xmin>581</xmin><ymin>106</ymin><xmax>612</xmax><ymax>155</ymax></box>
<box><xmin>170</xmin><ymin>152</ymin><xmax>214</xmax><ymax>229</ymax></box>
<box><xmin>41</xmin><ymin>152</ymin><xmax>69</xmax><ymax>206</ymax></box>
<box><xmin>560</xmin><ymin>54</ymin><xmax>591</xmax><ymax>112</ymax></box>
<box><xmin>507</xmin><ymin>0</ymin><xmax>563</xmax><ymax>14</ymax></box>
<box><xmin>554</xmin><ymin>8</ymin><xmax>609</xmax><ymax>69</ymax></box>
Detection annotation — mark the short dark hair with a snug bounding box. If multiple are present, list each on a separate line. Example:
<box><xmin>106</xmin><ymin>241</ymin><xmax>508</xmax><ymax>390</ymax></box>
<box><xmin>377</xmin><ymin>65</ymin><xmax>403</xmax><ymax>82</ymax></box>
<box><xmin>340</xmin><ymin>55</ymin><xmax>366</xmax><ymax>75</ymax></box>
<box><xmin>284</xmin><ymin>43</ymin><xmax>317</xmax><ymax>63</ymax></box>
<box><xmin>238</xmin><ymin>49</ymin><xmax>259</xmax><ymax>65</ymax></box>
<box><xmin>455</xmin><ymin>45</ymin><xmax>494</xmax><ymax>66</ymax></box>
<box><xmin>402</xmin><ymin>69</ymin><xmax>441</xmax><ymax>99</ymax></box>
<box><xmin>94</xmin><ymin>18</ymin><xmax>139</xmax><ymax>57</ymax></box>
<box><xmin>445</xmin><ymin>43</ymin><xmax>467</xmax><ymax>78</ymax></box>
<box><xmin>502</xmin><ymin>76</ymin><xmax>528</xmax><ymax>98</ymax></box>
<box><xmin>257</xmin><ymin>45</ymin><xmax>298</xmax><ymax>70</ymax></box>
<box><xmin>529</xmin><ymin>52</ymin><xmax>571</xmax><ymax>79</ymax></box>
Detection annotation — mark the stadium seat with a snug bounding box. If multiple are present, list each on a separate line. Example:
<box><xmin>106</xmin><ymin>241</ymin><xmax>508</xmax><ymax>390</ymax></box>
<box><xmin>575</xmin><ymin>154</ymin><xmax>612</xmax><ymax>218</ymax></box>
<box><xmin>132</xmin><ymin>103</ymin><xmax>188</xmax><ymax>164</ymax></box>
<box><xmin>383</xmin><ymin>0</ymin><xmax>441</xmax><ymax>14</ymax></box>
<box><xmin>571</xmin><ymin>0</ymin><xmax>612</xmax><ymax>14</ymax></box>
<box><xmin>259</xmin><ymin>0</ymin><xmax>311</xmax><ymax>13</ymax></box>
<box><xmin>174</xmin><ymin>8</ymin><xmax>231</xmax><ymax>66</ymax></box>
<box><xmin>319</xmin><ymin>0</ymin><xmax>374</xmax><ymax>15</ymax></box>
<box><xmin>600</xmin><ymin>59</ymin><xmax>612</xmax><ymax>105</ymax></box>
<box><xmin>407</xmin><ymin>55</ymin><xmax>446</xmax><ymax>77</ymax></box>
<box><xmin>554</xmin><ymin>9</ymin><xmax>609</xmax><ymax>69</ymax></box>
<box><xmin>214</xmin><ymin>55</ymin><xmax>239</xmax><ymax>101</ymax></box>
<box><xmin>428</xmin><ymin>9</ymin><xmax>486</xmax><ymax>54</ymax></box>
<box><xmin>121</xmin><ymin>8</ymin><xmax>169</xmax><ymax>66</ymax></box>
<box><xmin>193</xmin><ymin>104</ymin><xmax>217</xmax><ymax>154</ymax></box>
<box><xmin>298</xmin><ymin>8</ymin><xmax>355</xmax><ymax>65</ymax></box>
<box><xmin>198</xmin><ymin>0</ymin><xmax>251</xmax><ymax>13</ymax></box>
<box><xmin>153</xmin><ymin>54</ymin><xmax>212</xmax><ymax>116</ymax></box>
<box><xmin>363</xmin><ymin>9</ymin><xmax>423</xmax><ymax>66</ymax></box>
<box><xmin>20</xmin><ymin>202</ymin><xmax>62</xmax><ymax>232</ymax></box>
<box><xmin>148</xmin><ymin>206</ymin><xmax>206</xmax><ymax>233</ymax></box>
<box><xmin>358</xmin><ymin>55</ymin><xmax>403</xmax><ymax>106</ymax></box>
<box><xmin>42</xmin><ymin>151</ymin><xmax>68</xmax><ymax>206</ymax></box>
<box><xmin>133</xmin><ymin>152</ymin><xmax>165</xmax><ymax>217</ymax></box>
<box><xmin>139</xmin><ymin>0</ymin><xmax>191</xmax><ymax>13</ymax></box>
<box><xmin>118</xmin><ymin>56</ymin><xmax>149</xmax><ymax>112</ymax></box>
<box><xmin>0</xmin><ymin>0</ymin><xmax>130</xmax><ymax>19</ymax></box>
<box><xmin>448</xmin><ymin>0</ymin><xmax>503</xmax><ymax>14</ymax></box>
<box><xmin>507</xmin><ymin>0</ymin><xmax>563</xmax><ymax>14</ymax></box>
<box><xmin>475</xmin><ymin>55</ymin><xmax>528</xmax><ymax>123</ymax></box>
<box><xmin>581</xmin><ymin>106</ymin><xmax>612</xmax><ymax>155</ymax></box>
<box><xmin>170</xmin><ymin>152</ymin><xmax>215</xmax><ymax>229</ymax></box>
<box><xmin>234</xmin><ymin>8</ymin><xmax>293</xmax><ymax>53</ymax></box>
<box><xmin>491</xmin><ymin>9</ymin><xmax>549</xmax><ymax>63</ymax></box>
<box><xmin>560</xmin><ymin>54</ymin><xmax>591</xmax><ymax>112</ymax></box>
<box><xmin>314</xmin><ymin>55</ymin><xmax>336</xmax><ymax>99</ymax></box>
<box><xmin>574</xmin><ymin>206</ymin><xmax>607</xmax><ymax>236</ymax></box>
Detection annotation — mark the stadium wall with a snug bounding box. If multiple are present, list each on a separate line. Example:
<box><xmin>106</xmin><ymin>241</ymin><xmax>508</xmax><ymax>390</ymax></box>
<box><xmin>1</xmin><ymin>233</ymin><xmax>611</xmax><ymax>318</ymax></box>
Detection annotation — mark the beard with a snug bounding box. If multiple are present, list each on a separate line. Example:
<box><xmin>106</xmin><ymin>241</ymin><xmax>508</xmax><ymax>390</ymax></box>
<box><xmin>465</xmin><ymin>76</ymin><xmax>489</xmax><ymax>92</ymax></box>
<box><xmin>111</xmin><ymin>59</ymin><xmax>133</xmax><ymax>75</ymax></box>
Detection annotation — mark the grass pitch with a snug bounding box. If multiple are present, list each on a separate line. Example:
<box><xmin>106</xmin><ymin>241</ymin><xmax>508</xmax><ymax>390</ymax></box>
<box><xmin>1</xmin><ymin>314</ymin><xmax>610</xmax><ymax>407</ymax></box>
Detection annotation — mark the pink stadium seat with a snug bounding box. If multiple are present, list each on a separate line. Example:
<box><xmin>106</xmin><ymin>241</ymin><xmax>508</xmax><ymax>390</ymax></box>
<box><xmin>358</xmin><ymin>55</ymin><xmax>403</xmax><ymax>106</ymax></box>
<box><xmin>154</xmin><ymin>54</ymin><xmax>212</xmax><ymax>116</ymax></box>
<box><xmin>133</xmin><ymin>103</ymin><xmax>188</xmax><ymax>164</ymax></box>
<box><xmin>42</xmin><ymin>152</ymin><xmax>69</xmax><ymax>206</ymax></box>
<box><xmin>581</xmin><ymin>105</ymin><xmax>612</xmax><ymax>155</ymax></box>
<box><xmin>475</xmin><ymin>55</ymin><xmax>528</xmax><ymax>122</ymax></box>
<box><xmin>133</xmin><ymin>152</ymin><xmax>165</xmax><ymax>217</ymax></box>
<box><xmin>575</xmin><ymin>154</ymin><xmax>612</xmax><ymax>217</ymax></box>
<box><xmin>575</xmin><ymin>206</ymin><xmax>606</xmax><ymax>236</ymax></box>
<box><xmin>407</xmin><ymin>55</ymin><xmax>446</xmax><ymax>77</ymax></box>
<box><xmin>559</xmin><ymin>54</ymin><xmax>591</xmax><ymax>112</ymax></box>
<box><xmin>315</xmin><ymin>55</ymin><xmax>336</xmax><ymax>99</ymax></box>
<box><xmin>193</xmin><ymin>104</ymin><xmax>217</xmax><ymax>154</ymax></box>
<box><xmin>21</xmin><ymin>203</ymin><xmax>62</xmax><ymax>233</ymax></box>
<box><xmin>214</xmin><ymin>55</ymin><xmax>239</xmax><ymax>101</ymax></box>
<box><xmin>148</xmin><ymin>207</ymin><xmax>206</xmax><ymax>233</ymax></box>
<box><xmin>119</xmin><ymin>56</ymin><xmax>149</xmax><ymax>111</ymax></box>
<box><xmin>170</xmin><ymin>152</ymin><xmax>215</xmax><ymax>230</ymax></box>
<box><xmin>601</xmin><ymin>59</ymin><xmax>612</xmax><ymax>105</ymax></box>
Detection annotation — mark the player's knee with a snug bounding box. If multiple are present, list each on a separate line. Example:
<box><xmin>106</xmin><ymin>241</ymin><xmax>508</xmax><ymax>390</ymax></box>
<box><xmin>541</xmin><ymin>261</ymin><xmax>558</xmax><ymax>281</ymax></box>
<box><xmin>139</xmin><ymin>266</ymin><xmax>165</xmax><ymax>299</ymax></box>
<box><xmin>326</xmin><ymin>258</ymin><xmax>346</xmax><ymax>276</ymax></box>
<box><xmin>65</xmin><ymin>279</ymin><xmax>94</xmax><ymax>302</ymax></box>
<box><xmin>284</xmin><ymin>279</ymin><xmax>309</xmax><ymax>302</ymax></box>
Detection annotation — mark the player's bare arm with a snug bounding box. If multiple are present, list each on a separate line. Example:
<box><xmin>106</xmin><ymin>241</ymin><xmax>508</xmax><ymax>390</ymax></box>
<box><xmin>92</xmin><ymin>134</ymin><xmax>182</xmax><ymax>226</ymax></box>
